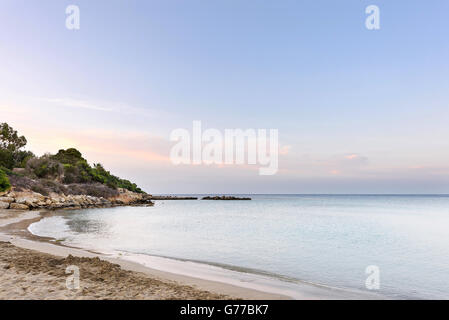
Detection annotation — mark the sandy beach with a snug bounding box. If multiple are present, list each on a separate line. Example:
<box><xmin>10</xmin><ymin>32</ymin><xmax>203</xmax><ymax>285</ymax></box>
<box><xmin>0</xmin><ymin>209</ymin><xmax>289</xmax><ymax>300</ymax></box>
<box><xmin>0</xmin><ymin>208</ymin><xmax>387</xmax><ymax>300</ymax></box>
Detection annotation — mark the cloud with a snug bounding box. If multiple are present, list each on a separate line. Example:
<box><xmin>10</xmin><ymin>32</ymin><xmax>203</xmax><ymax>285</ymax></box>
<box><xmin>275</xmin><ymin>152</ymin><xmax>371</xmax><ymax>178</ymax></box>
<box><xmin>43</xmin><ymin>98</ymin><xmax>113</xmax><ymax>112</ymax></box>
<box><xmin>39</xmin><ymin>97</ymin><xmax>164</xmax><ymax>118</ymax></box>
<box><xmin>279</xmin><ymin>145</ymin><xmax>291</xmax><ymax>155</ymax></box>
<box><xmin>342</xmin><ymin>153</ymin><xmax>368</xmax><ymax>164</ymax></box>
<box><xmin>344</xmin><ymin>154</ymin><xmax>359</xmax><ymax>160</ymax></box>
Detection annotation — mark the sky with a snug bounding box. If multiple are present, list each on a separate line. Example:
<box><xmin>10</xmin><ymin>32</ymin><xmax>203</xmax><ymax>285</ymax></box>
<box><xmin>1</xmin><ymin>0</ymin><xmax>449</xmax><ymax>194</ymax></box>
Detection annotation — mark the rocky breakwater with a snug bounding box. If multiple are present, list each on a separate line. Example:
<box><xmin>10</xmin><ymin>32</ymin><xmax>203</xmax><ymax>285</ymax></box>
<box><xmin>201</xmin><ymin>196</ymin><xmax>251</xmax><ymax>200</ymax></box>
<box><xmin>150</xmin><ymin>196</ymin><xmax>198</xmax><ymax>200</ymax></box>
<box><xmin>0</xmin><ymin>188</ymin><xmax>154</xmax><ymax>211</ymax></box>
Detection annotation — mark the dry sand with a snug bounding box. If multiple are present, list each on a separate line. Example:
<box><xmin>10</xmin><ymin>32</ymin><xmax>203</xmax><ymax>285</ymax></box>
<box><xmin>0</xmin><ymin>241</ymin><xmax>229</xmax><ymax>299</ymax></box>
<box><xmin>0</xmin><ymin>209</ymin><xmax>288</xmax><ymax>300</ymax></box>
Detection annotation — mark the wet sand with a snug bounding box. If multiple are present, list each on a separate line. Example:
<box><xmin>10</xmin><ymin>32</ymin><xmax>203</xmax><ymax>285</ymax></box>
<box><xmin>0</xmin><ymin>209</ymin><xmax>288</xmax><ymax>300</ymax></box>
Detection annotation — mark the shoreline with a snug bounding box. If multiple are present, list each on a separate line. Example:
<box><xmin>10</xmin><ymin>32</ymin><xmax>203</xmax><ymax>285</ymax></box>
<box><xmin>0</xmin><ymin>209</ymin><xmax>288</xmax><ymax>300</ymax></box>
<box><xmin>0</xmin><ymin>208</ymin><xmax>384</xmax><ymax>300</ymax></box>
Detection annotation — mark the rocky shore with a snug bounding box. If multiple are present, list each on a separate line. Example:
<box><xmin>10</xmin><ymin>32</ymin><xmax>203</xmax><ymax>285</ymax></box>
<box><xmin>0</xmin><ymin>188</ymin><xmax>154</xmax><ymax>211</ymax></box>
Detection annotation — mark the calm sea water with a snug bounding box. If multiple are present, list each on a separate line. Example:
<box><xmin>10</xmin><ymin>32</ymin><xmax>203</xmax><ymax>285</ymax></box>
<box><xmin>29</xmin><ymin>195</ymin><xmax>449</xmax><ymax>299</ymax></box>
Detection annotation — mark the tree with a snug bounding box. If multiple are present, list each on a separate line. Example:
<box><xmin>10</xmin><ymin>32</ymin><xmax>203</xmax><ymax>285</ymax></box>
<box><xmin>0</xmin><ymin>123</ymin><xmax>31</xmax><ymax>169</ymax></box>
<box><xmin>0</xmin><ymin>149</ymin><xmax>14</xmax><ymax>169</ymax></box>
<box><xmin>0</xmin><ymin>123</ymin><xmax>27</xmax><ymax>152</ymax></box>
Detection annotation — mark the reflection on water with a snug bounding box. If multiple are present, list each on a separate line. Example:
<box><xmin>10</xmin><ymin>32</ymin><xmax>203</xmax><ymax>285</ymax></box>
<box><xmin>66</xmin><ymin>218</ymin><xmax>110</xmax><ymax>235</ymax></box>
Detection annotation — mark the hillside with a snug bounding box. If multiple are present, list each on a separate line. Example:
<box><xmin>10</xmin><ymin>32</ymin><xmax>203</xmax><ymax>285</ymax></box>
<box><xmin>0</xmin><ymin>122</ymin><xmax>152</xmax><ymax>209</ymax></box>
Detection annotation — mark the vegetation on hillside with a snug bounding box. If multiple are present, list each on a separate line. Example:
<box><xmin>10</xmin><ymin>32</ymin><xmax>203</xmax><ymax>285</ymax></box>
<box><xmin>0</xmin><ymin>122</ymin><xmax>144</xmax><ymax>196</ymax></box>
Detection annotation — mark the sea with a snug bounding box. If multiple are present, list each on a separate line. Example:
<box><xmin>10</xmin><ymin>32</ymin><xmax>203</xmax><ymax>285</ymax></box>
<box><xmin>28</xmin><ymin>195</ymin><xmax>449</xmax><ymax>299</ymax></box>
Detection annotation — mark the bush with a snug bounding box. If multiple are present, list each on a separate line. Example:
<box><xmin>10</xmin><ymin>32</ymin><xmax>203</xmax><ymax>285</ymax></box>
<box><xmin>66</xmin><ymin>183</ymin><xmax>119</xmax><ymax>198</ymax></box>
<box><xmin>26</xmin><ymin>155</ymin><xmax>63</xmax><ymax>179</ymax></box>
<box><xmin>62</xmin><ymin>161</ymin><xmax>92</xmax><ymax>184</ymax></box>
<box><xmin>7</xmin><ymin>175</ymin><xmax>34</xmax><ymax>191</ymax></box>
<box><xmin>39</xmin><ymin>179</ymin><xmax>68</xmax><ymax>195</ymax></box>
<box><xmin>9</xmin><ymin>175</ymin><xmax>68</xmax><ymax>196</ymax></box>
<box><xmin>52</xmin><ymin>148</ymin><xmax>83</xmax><ymax>165</ymax></box>
<box><xmin>0</xmin><ymin>166</ymin><xmax>13</xmax><ymax>175</ymax></box>
<box><xmin>31</xmin><ymin>184</ymin><xmax>49</xmax><ymax>196</ymax></box>
<box><xmin>0</xmin><ymin>168</ymin><xmax>11</xmax><ymax>192</ymax></box>
<box><xmin>90</xmin><ymin>163</ymin><xmax>144</xmax><ymax>193</ymax></box>
<box><xmin>62</xmin><ymin>163</ymin><xmax>79</xmax><ymax>184</ymax></box>
<box><xmin>15</xmin><ymin>150</ymin><xmax>35</xmax><ymax>168</ymax></box>
<box><xmin>0</xmin><ymin>149</ymin><xmax>14</xmax><ymax>169</ymax></box>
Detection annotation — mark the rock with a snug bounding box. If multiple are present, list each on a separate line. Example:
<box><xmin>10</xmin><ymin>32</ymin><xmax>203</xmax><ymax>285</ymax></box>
<box><xmin>150</xmin><ymin>196</ymin><xmax>197</xmax><ymax>200</ymax></box>
<box><xmin>2</xmin><ymin>186</ymin><xmax>154</xmax><ymax>210</ymax></box>
<box><xmin>10</xmin><ymin>203</ymin><xmax>29</xmax><ymax>210</ymax></box>
<box><xmin>0</xmin><ymin>201</ymin><xmax>10</xmax><ymax>209</ymax></box>
<box><xmin>0</xmin><ymin>197</ymin><xmax>14</xmax><ymax>203</ymax></box>
<box><xmin>202</xmin><ymin>196</ymin><xmax>251</xmax><ymax>200</ymax></box>
<box><xmin>15</xmin><ymin>191</ymin><xmax>45</xmax><ymax>206</ymax></box>
<box><xmin>49</xmin><ymin>203</ymin><xmax>63</xmax><ymax>209</ymax></box>
<box><xmin>12</xmin><ymin>168</ymin><xmax>26</xmax><ymax>174</ymax></box>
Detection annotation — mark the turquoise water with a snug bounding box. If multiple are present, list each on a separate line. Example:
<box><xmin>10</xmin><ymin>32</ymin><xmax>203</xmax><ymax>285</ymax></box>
<box><xmin>29</xmin><ymin>195</ymin><xmax>449</xmax><ymax>299</ymax></box>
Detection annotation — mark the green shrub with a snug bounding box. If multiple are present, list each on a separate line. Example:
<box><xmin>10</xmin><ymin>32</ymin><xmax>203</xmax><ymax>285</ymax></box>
<box><xmin>26</xmin><ymin>156</ymin><xmax>63</xmax><ymax>179</ymax></box>
<box><xmin>62</xmin><ymin>160</ymin><xmax>93</xmax><ymax>184</ymax></box>
<box><xmin>90</xmin><ymin>163</ymin><xmax>144</xmax><ymax>193</ymax></box>
<box><xmin>0</xmin><ymin>168</ymin><xmax>11</xmax><ymax>192</ymax></box>
<box><xmin>62</xmin><ymin>164</ymin><xmax>78</xmax><ymax>184</ymax></box>
<box><xmin>15</xmin><ymin>150</ymin><xmax>35</xmax><ymax>168</ymax></box>
<box><xmin>0</xmin><ymin>149</ymin><xmax>14</xmax><ymax>169</ymax></box>
<box><xmin>52</xmin><ymin>148</ymin><xmax>83</xmax><ymax>165</ymax></box>
<box><xmin>0</xmin><ymin>166</ymin><xmax>13</xmax><ymax>175</ymax></box>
